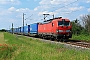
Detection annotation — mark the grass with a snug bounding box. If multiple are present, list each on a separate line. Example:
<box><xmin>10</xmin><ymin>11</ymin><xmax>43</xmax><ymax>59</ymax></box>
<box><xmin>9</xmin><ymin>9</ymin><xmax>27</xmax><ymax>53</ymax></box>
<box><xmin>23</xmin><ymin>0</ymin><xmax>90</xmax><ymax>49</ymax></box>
<box><xmin>0</xmin><ymin>45</ymin><xmax>16</xmax><ymax>60</ymax></box>
<box><xmin>0</xmin><ymin>32</ymin><xmax>16</xmax><ymax>60</ymax></box>
<box><xmin>0</xmin><ymin>32</ymin><xmax>5</xmax><ymax>44</ymax></box>
<box><xmin>0</xmin><ymin>32</ymin><xmax>90</xmax><ymax>60</ymax></box>
<box><xmin>71</xmin><ymin>34</ymin><xmax>90</xmax><ymax>41</ymax></box>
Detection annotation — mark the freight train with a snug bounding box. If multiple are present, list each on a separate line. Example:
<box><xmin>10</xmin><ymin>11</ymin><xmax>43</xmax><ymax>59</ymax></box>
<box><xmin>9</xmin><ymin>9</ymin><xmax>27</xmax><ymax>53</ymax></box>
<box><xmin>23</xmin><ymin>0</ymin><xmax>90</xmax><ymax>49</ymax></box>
<box><xmin>8</xmin><ymin>17</ymin><xmax>72</xmax><ymax>41</ymax></box>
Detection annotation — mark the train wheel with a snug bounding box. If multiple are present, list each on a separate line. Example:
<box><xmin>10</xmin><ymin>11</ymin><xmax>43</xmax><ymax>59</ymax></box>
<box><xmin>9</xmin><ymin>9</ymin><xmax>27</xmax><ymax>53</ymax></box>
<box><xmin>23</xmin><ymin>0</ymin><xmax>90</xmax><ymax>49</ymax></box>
<box><xmin>62</xmin><ymin>39</ymin><xmax>66</xmax><ymax>42</ymax></box>
<box><xmin>62</xmin><ymin>38</ymin><xmax>69</xmax><ymax>42</ymax></box>
<box><xmin>42</xmin><ymin>35</ymin><xmax>44</xmax><ymax>39</ymax></box>
<box><xmin>65</xmin><ymin>38</ymin><xmax>69</xmax><ymax>42</ymax></box>
<box><xmin>56</xmin><ymin>38</ymin><xmax>60</xmax><ymax>42</ymax></box>
<box><xmin>50</xmin><ymin>36</ymin><xmax>54</xmax><ymax>41</ymax></box>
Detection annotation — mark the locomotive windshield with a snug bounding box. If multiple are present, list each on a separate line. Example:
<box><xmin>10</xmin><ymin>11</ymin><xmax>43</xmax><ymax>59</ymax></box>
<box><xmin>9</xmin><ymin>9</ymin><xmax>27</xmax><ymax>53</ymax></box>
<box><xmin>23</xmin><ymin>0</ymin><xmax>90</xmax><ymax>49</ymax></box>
<box><xmin>58</xmin><ymin>21</ymin><xmax>70</xmax><ymax>26</ymax></box>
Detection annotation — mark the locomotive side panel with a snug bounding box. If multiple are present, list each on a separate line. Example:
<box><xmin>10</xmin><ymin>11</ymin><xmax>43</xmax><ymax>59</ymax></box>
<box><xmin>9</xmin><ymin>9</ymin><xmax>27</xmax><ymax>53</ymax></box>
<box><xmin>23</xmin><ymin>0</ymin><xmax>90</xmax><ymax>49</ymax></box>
<box><xmin>51</xmin><ymin>20</ymin><xmax>58</xmax><ymax>35</ymax></box>
<box><xmin>38</xmin><ymin>22</ymin><xmax>52</xmax><ymax>35</ymax></box>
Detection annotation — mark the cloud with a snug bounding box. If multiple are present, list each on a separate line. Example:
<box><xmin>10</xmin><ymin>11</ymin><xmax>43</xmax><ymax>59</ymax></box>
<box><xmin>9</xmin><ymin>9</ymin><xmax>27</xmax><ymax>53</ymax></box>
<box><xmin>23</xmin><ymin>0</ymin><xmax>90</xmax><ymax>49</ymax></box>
<box><xmin>79</xmin><ymin>14</ymin><xmax>84</xmax><ymax>18</ymax></box>
<box><xmin>31</xmin><ymin>0</ymin><xmax>87</xmax><ymax>22</ymax></box>
<box><xmin>39</xmin><ymin>0</ymin><xmax>77</xmax><ymax>5</ymax></box>
<box><xmin>34</xmin><ymin>8</ymin><xmax>38</xmax><ymax>11</ymax></box>
<box><xmin>16</xmin><ymin>8</ymin><xmax>32</xmax><ymax>13</ymax></box>
<box><xmin>38</xmin><ymin>11</ymin><xmax>55</xmax><ymax>15</ymax></box>
<box><xmin>34</xmin><ymin>5</ymin><xmax>50</xmax><ymax>11</ymax></box>
<box><xmin>86</xmin><ymin>0</ymin><xmax>90</xmax><ymax>3</ymax></box>
<box><xmin>7</xmin><ymin>7</ymin><xmax>33</xmax><ymax>14</ymax></box>
<box><xmin>0</xmin><ymin>7</ymin><xmax>16</xmax><ymax>16</ymax></box>
<box><xmin>8</xmin><ymin>7</ymin><xmax>16</xmax><ymax>11</ymax></box>
<box><xmin>0</xmin><ymin>6</ymin><xmax>35</xmax><ymax>28</ymax></box>
<box><xmin>51</xmin><ymin>0</ymin><xmax>75</xmax><ymax>5</ymax></box>
<box><xmin>68</xmin><ymin>6</ymin><xmax>84</xmax><ymax>11</ymax></box>
<box><xmin>0</xmin><ymin>0</ymin><xmax>21</xmax><ymax>5</ymax></box>
<box><xmin>39</xmin><ymin>0</ymin><xmax>51</xmax><ymax>5</ymax></box>
<box><xmin>35</xmin><ymin>0</ymin><xmax>80</xmax><ymax>13</ymax></box>
<box><xmin>88</xmin><ymin>8</ymin><xmax>90</xmax><ymax>12</ymax></box>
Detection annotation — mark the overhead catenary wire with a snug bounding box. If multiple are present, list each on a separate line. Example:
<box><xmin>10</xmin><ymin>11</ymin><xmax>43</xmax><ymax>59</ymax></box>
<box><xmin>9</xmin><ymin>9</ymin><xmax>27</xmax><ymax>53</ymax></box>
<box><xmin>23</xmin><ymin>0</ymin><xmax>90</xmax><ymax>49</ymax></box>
<box><xmin>36</xmin><ymin>0</ymin><xmax>80</xmax><ymax>21</ymax></box>
<box><xmin>42</xmin><ymin>0</ymin><xmax>79</xmax><ymax>18</ymax></box>
<box><xmin>51</xmin><ymin>0</ymin><xmax>79</xmax><ymax>12</ymax></box>
<box><xmin>25</xmin><ymin>14</ymin><xmax>33</xmax><ymax>20</ymax></box>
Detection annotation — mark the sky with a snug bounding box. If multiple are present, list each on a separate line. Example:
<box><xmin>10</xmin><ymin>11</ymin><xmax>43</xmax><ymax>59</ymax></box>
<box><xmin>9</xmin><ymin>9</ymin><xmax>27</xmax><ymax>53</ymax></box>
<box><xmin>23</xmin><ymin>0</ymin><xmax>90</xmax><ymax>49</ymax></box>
<box><xmin>0</xmin><ymin>0</ymin><xmax>90</xmax><ymax>30</ymax></box>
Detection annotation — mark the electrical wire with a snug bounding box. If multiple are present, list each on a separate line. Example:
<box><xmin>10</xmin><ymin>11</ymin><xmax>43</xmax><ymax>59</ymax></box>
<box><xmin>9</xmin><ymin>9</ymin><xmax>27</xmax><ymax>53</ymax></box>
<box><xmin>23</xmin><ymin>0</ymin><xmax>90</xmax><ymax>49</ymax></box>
<box><xmin>51</xmin><ymin>0</ymin><xmax>79</xmax><ymax>12</ymax></box>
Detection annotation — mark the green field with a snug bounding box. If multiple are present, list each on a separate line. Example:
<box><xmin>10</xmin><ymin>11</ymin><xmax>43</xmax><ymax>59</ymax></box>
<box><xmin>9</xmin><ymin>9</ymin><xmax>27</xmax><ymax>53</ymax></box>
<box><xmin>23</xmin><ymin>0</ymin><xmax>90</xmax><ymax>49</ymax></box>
<box><xmin>71</xmin><ymin>34</ymin><xmax>90</xmax><ymax>41</ymax></box>
<box><xmin>0</xmin><ymin>32</ymin><xmax>90</xmax><ymax>60</ymax></box>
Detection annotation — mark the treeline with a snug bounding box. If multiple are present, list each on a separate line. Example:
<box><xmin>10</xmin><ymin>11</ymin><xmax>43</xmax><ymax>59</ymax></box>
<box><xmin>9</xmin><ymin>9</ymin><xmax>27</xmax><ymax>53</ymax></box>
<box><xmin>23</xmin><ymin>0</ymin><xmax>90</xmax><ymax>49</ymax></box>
<box><xmin>72</xmin><ymin>14</ymin><xmax>90</xmax><ymax>35</ymax></box>
<box><xmin>0</xmin><ymin>29</ymin><xmax>6</xmax><ymax>32</ymax></box>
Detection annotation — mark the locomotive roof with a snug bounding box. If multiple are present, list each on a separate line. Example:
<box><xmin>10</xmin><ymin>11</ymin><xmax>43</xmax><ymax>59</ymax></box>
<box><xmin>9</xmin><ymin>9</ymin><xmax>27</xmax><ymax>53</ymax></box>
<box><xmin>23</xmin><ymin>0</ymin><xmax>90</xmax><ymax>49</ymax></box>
<box><xmin>43</xmin><ymin>17</ymin><xmax>62</xmax><ymax>22</ymax></box>
<box><xmin>39</xmin><ymin>17</ymin><xmax>70</xmax><ymax>24</ymax></box>
<box><xmin>44</xmin><ymin>17</ymin><xmax>70</xmax><ymax>22</ymax></box>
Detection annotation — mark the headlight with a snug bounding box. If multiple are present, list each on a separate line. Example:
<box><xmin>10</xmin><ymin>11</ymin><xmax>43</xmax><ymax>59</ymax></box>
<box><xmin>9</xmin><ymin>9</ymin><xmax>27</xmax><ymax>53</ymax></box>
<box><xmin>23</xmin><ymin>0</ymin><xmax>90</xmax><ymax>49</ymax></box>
<box><xmin>66</xmin><ymin>30</ymin><xmax>71</xmax><ymax>32</ymax></box>
<box><xmin>58</xmin><ymin>30</ymin><xmax>63</xmax><ymax>32</ymax></box>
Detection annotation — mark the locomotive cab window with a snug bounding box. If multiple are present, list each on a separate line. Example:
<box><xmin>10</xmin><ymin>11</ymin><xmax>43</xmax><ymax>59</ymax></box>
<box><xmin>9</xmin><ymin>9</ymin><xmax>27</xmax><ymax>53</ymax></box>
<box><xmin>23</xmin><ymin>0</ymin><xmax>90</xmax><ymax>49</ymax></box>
<box><xmin>58</xmin><ymin>21</ymin><xmax>70</xmax><ymax>26</ymax></box>
<box><xmin>64</xmin><ymin>22</ymin><xmax>70</xmax><ymax>26</ymax></box>
<box><xmin>58</xmin><ymin>21</ymin><xmax>63</xmax><ymax>26</ymax></box>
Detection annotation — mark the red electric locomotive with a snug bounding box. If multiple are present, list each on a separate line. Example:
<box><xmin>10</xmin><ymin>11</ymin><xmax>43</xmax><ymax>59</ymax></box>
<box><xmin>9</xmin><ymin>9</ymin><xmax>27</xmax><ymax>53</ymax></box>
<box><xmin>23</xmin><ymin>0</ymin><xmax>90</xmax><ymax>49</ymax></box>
<box><xmin>38</xmin><ymin>17</ymin><xmax>72</xmax><ymax>41</ymax></box>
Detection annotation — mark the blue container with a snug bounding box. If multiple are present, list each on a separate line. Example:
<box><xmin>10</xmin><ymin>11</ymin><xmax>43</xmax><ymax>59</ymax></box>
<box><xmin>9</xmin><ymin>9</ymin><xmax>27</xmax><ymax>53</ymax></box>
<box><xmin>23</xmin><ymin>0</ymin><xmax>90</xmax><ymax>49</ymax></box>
<box><xmin>30</xmin><ymin>23</ymin><xmax>38</xmax><ymax>34</ymax></box>
<box><xmin>16</xmin><ymin>28</ymin><xmax>18</xmax><ymax>33</ymax></box>
<box><xmin>17</xmin><ymin>28</ymin><xmax>19</xmax><ymax>33</ymax></box>
<box><xmin>18</xmin><ymin>27</ymin><xmax>21</xmax><ymax>33</ymax></box>
<box><xmin>21</xmin><ymin>27</ymin><xmax>23</xmax><ymax>33</ymax></box>
<box><xmin>13</xmin><ymin>28</ymin><xmax>16</xmax><ymax>33</ymax></box>
<box><xmin>24</xmin><ymin>25</ymin><xmax>28</xmax><ymax>34</ymax></box>
<box><xmin>17</xmin><ymin>27</ymin><xmax>21</xmax><ymax>34</ymax></box>
<box><xmin>10</xmin><ymin>29</ymin><xmax>12</xmax><ymax>33</ymax></box>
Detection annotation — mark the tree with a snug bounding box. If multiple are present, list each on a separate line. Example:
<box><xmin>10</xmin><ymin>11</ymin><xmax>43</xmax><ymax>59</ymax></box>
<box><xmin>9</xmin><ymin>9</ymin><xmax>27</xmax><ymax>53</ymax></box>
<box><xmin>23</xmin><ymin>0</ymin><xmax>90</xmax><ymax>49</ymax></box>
<box><xmin>80</xmin><ymin>14</ymin><xmax>90</xmax><ymax>34</ymax></box>
<box><xmin>0</xmin><ymin>29</ymin><xmax>6</xmax><ymax>32</ymax></box>
<box><xmin>71</xmin><ymin>19</ymin><xmax>84</xmax><ymax>35</ymax></box>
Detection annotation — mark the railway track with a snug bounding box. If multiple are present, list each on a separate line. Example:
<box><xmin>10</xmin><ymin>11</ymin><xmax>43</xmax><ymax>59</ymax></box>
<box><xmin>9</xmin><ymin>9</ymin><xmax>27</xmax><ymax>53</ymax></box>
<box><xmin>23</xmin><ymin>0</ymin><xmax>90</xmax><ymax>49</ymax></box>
<box><xmin>16</xmin><ymin>34</ymin><xmax>90</xmax><ymax>50</ymax></box>
<box><xmin>34</xmin><ymin>37</ymin><xmax>90</xmax><ymax>50</ymax></box>
<box><xmin>65</xmin><ymin>40</ymin><xmax>90</xmax><ymax>48</ymax></box>
<box><xmin>37</xmin><ymin>38</ymin><xmax>90</xmax><ymax>50</ymax></box>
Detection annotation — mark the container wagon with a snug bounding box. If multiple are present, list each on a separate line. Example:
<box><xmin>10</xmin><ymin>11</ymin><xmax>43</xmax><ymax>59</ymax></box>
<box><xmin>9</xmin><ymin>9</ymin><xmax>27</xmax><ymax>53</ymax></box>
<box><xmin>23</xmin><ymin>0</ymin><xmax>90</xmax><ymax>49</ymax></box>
<box><xmin>29</xmin><ymin>23</ymin><xmax>38</xmax><ymax>37</ymax></box>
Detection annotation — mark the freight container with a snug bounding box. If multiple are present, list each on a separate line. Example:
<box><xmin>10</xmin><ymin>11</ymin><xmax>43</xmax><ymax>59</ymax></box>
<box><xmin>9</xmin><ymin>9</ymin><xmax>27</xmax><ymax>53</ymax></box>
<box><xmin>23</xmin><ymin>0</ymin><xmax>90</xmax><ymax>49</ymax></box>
<box><xmin>16</xmin><ymin>28</ymin><xmax>18</xmax><ymax>34</ymax></box>
<box><xmin>16</xmin><ymin>28</ymin><xmax>19</xmax><ymax>33</ymax></box>
<box><xmin>21</xmin><ymin>27</ymin><xmax>23</xmax><ymax>34</ymax></box>
<box><xmin>18</xmin><ymin>27</ymin><xmax>21</xmax><ymax>34</ymax></box>
<box><xmin>24</xmin><ymin>25</ymin><xmax>28</xmax><ymax>35</ymax></box>
<box><xmin>17</xmin><ymin>27</ymin><xmax>20</xmax><ymax>34</ymax></box>
<box><xmin>10</xmin><ymin>29</ymin><xmax>12</xmax><ymax>33</ymax></box>
<box><xmin>13</xmin><ymin>28</ymin><xmax>17</xmax><ymax>34</ymax></box>
<box><xmin>29</xmin><ymin>23</ymin><xmax>38</xmax><ymax>36</ymax></box>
